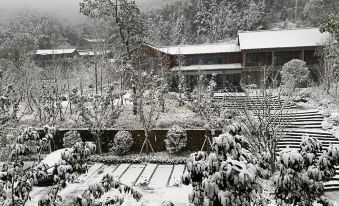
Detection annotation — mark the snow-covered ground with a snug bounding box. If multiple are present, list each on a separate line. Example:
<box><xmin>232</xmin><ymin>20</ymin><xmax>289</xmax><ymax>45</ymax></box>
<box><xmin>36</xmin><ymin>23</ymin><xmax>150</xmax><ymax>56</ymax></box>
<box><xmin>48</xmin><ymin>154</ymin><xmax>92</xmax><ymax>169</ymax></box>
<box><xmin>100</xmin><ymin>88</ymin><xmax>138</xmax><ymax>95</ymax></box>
<box><xmin>25</xmin><ymin>163</ymin><xmax>190</xmax><ymax>205</ymax></box>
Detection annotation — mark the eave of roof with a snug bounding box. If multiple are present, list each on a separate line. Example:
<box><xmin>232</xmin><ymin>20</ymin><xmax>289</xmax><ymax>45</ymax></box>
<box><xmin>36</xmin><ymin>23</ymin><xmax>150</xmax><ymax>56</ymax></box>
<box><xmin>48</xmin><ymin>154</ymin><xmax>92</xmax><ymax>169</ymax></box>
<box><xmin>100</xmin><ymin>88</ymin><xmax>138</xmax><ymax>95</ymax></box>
<box><xmin>36</xmin><ymin>49</ymin><xmax>77</xmax><ymax>55</ymax></box>
<box><xmin>147</xmin><ymin>41</ymin><xmax>241</xmax><ymax>55</ymax></box>
<box><xmin>171</xmin><ymin>63</ymin><xmax>243</xmax><ymax>72</ymax></box>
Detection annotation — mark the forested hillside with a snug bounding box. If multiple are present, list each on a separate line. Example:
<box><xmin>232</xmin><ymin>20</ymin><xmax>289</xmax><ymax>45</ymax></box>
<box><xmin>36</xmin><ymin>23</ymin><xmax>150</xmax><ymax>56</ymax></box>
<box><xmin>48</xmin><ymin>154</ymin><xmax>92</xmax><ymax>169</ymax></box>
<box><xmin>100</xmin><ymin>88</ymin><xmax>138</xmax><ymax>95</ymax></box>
<box><xmin>145</xmin><ymin>0</ymin><xmax>339</xmax><ymax>45</ymax></box>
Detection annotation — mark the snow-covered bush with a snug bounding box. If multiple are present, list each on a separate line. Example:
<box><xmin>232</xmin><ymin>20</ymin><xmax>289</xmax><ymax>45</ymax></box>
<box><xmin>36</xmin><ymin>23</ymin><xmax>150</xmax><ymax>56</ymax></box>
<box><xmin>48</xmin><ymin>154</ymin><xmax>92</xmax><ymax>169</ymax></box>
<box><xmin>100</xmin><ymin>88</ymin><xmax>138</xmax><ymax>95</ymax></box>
<box><xmin>109</xmin><ymin>131</ymin><xmax>133</xmax><ymax>156</ymax></box>
<box><xmin>72</xmin><ymin>174</ymin><xmax>142</xmax><ymax>206</ymax></box>
<box><xmin>328</xmin><ymin>112</ymin><xmax>339</xmax><ymax>126</ymax></box>
<box><xmin>257</xmin><ymin>152</ymin><xmax>271</xmax><ymax>179</ymax></box>
<box><xmin>165</xmin><ymin>125</ymin><xmax>187</xmax><ymax>154</ymax></box>
<box><xmin>182</xmin><ymin>123</ymin><xmax>264</xmax><ymax>206</ymax></box>
<box><xmin>39</xmin><ymin>141</ymin><xmax>96</xmax><ymax>205</ymax></box>
<box><xmin>12</xmin><ymin>125</ymin><xmax>55</xmax><ymax>162</ymax></box>
<box><xmin>322</xmin><ymin>120</ymin><xmax>334</xmax><ymax>130</ymax></box>
<box><xmin>0</xmin><ymin>128</ymin><xmax>17</xmax><ymax>161</ymax></box>
<box><xmin>292</xmin><ymin>88</ymin><xmax>312</xmax><ymax>103</ymax></box>
<box><xmin>162</xmin><ymin>200</ymin><xmax>175</xmax><ymax>206</ymax></box>
<box><xmin>63</xmin><ymin>130</ymin><xmax>82</xmax><ymax>148</ymax></box>
<box><xmin>281</xmin><ymin>59</ymin><xmax>310</xmax><ymax>89</ymax></box>
<box><xmin>276</xmin><ymin>135</ymin><xmax>338</xmax><ymax>205</ymax></box>
<box><xmin>90</xmin><ymin>154</ymin><xmax>187</xmax><ymax>165</ymax></box>
<box><xmin>0</xmin><ymin>127</ymin><xmax>50</xmax><ymax>205</ymax></box>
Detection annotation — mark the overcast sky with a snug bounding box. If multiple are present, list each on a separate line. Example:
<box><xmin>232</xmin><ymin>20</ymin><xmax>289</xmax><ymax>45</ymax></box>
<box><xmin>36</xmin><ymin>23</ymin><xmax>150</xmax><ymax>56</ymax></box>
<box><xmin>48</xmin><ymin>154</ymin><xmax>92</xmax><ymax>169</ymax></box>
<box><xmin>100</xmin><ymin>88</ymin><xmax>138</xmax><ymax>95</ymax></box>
<box><xmin>0</xmin><ymin>0</ymin><xmax>177</xmax><ymax>18</ymax></box>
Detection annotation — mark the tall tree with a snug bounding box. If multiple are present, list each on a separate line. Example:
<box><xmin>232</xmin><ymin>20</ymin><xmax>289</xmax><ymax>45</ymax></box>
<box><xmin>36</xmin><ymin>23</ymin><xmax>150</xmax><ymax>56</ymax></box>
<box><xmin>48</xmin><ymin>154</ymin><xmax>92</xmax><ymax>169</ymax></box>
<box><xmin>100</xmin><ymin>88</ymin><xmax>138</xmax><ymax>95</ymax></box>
<box><xmin>173</xmin><ymin>9</ymin><xmax>187</xmax><ymax>45</ymax></box>
<box><xmin>80</xmin><ymin>0</ymin><xmax>145</xmax><ymax>115</ymax></box>
<box><xmin>193</xmin><ymin>0</ymin><xmax>210</xmax><ymax>43</ymax></box>
<box><xmin>304</xmin><ymin>0</ymin><xmax>339</xmax><ymax>26</ymax></box>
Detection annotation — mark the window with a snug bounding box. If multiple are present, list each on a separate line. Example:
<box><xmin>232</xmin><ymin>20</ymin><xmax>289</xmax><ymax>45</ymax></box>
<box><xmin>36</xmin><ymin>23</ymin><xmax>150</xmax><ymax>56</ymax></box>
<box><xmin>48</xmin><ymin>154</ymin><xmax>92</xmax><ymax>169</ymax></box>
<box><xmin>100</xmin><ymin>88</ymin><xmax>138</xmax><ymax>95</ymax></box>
<box><xmin>246</xmin><ymin>53</ymin><xmax>256</xmax><ymax>64</ymax></box>
<box><xmin>246</xmin><ymin>52</ymin><xmax>272</xmax><ymax>66</ymax></box>
<box><xmin>188</xmin><ymin>55</ymin><xmax>224</xmax><ymax>65</ymax></box>
<box><xmin>275</xmin><ymin>51</ymin><xmax>302</xmax><ymax>66</ymax></box>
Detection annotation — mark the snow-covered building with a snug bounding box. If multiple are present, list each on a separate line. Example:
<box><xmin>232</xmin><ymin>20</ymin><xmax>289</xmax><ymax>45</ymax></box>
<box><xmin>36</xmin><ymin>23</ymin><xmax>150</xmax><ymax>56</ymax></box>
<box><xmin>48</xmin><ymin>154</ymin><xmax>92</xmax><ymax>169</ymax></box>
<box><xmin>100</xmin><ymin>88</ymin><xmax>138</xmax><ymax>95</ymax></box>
<box><xmin>77</xmin><ymin>38</ymin><xmax>112</xmax><ymax>58</ymax></box>
<box><xmin>78</xmin><ymin>38</ymin><xmax>106</xmax><ymax>51</ymax></box>
<box><xmin>34</xmin><ymin>38</ymin><xmax>113</xmax><ymax>68</ymax></box>
<box><xmin>34</xmin><ymin>48</ymin><xmax>79</xmax><ymax>67</ymax></box>
<box><xmin>145</xmin><ymin>28</ymin><xmax>331</xmax><ymax>90</ymax></box>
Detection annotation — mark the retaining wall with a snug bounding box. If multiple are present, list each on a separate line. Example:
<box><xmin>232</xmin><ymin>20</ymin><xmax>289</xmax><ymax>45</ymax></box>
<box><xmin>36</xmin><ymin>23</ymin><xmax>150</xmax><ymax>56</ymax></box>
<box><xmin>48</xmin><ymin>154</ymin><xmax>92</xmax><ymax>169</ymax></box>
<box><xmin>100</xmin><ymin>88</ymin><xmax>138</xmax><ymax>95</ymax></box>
<box><xmin>53</xmin><ymin>129</ymin><xmax>223</xmax><ymax>153</ymax></box>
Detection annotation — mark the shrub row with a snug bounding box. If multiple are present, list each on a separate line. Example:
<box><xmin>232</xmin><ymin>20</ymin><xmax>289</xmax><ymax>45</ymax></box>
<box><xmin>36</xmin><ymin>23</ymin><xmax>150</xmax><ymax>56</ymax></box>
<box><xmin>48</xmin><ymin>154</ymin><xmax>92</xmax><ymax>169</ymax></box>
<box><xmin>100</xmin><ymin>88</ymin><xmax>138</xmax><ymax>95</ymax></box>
<box><xmin>89</xmin><ymin>154</ymin><xmax>187</xmax><ymax>165</ymax></box>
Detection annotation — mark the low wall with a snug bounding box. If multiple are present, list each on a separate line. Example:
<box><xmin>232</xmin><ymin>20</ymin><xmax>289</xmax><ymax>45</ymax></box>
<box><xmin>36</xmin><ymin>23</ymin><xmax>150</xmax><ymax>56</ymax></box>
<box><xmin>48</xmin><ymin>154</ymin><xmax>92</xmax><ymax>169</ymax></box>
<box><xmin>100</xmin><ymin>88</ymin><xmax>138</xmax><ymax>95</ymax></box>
<box><xmin>53</xmin><ymin>129</ymin><xmax>223</xmax><ymax>153</ymax></box>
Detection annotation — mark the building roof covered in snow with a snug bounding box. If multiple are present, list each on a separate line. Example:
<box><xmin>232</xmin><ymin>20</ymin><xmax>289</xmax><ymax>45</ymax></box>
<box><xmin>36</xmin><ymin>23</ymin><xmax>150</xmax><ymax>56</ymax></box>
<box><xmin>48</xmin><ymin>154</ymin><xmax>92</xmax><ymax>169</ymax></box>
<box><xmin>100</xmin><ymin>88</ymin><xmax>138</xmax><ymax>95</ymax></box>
<box><xmin>148</xmin><ymin>42</ymin><xmax>241</xmax><ymax>55</ymax></box>
<box><xmin>82</xmin><ymin>38</ymin><xmax>106</xmax><ymax>43</ymax></box>
<box><xmin>36</xmin><ymin>49</ymin><xmax>77</xmax><ymax>55</ymax></box>
<box><xmin>78</xmin><ymin>50</ymin><xmax>111</xmax><ymax>56</ymax></box>
<box><xmin>238</xmin><ymin>28</ymin><xmax>330</xmax><ymax>50</ymax></box>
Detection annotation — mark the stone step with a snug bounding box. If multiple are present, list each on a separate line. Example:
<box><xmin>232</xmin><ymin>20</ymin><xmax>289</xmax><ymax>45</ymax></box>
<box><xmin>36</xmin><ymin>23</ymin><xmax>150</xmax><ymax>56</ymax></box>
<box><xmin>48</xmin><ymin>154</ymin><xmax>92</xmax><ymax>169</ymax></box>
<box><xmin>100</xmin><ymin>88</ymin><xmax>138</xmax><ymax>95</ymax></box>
<box><xmin>279</xmin><ymin>115</ymin><xmax>323</xmax><ymax>119</ymax></box>
<box><xmin>324</xmin><ymin>186</ymin><xmax>339</xmax><ymax>191</ymax></box>
<box><xmin>279</xmin><ymin>139</ymin><xmax>339</xmax><ymax>145</ymax></box>
<box><xmin>277</xmin><ymin>140</ymin><xmax>339</xmax><ymax>145</ymax></box>
<box><xmin>279</xmin><ymin>116</ymin><xmax>323</xmax><ymax>119</ymax></box>
<box><xmin>280</xmin><ymin>136</ymin><xmax>338</xmax><ymax>141</ymax></box>
<box><xmin>283</xmin><ymin>125</ymin><xmax>323</xmax><ymax>128</ymax></box>
<box><xmin>281</xmin><ymin>133</ymin><xmax>334</xmax><ymax>136</ymax></box>
<box><xmin>281</xmin><ymin>133</ymin><xmax>335</xmax><ymax>138</ymax></box>
<box><xmin>282</xmin><ymin>130</ymin><xmax>333</xmax><ymax>135</ymax></box>
<box><xmin>287</xmin><ymin>121</ymin><xmax>323</xmax><ymax>125</ymax></box>
<box><xmin>222</xmin><ymin>106</ymin><xmax>297</xmax><ymax>110</ymax></box>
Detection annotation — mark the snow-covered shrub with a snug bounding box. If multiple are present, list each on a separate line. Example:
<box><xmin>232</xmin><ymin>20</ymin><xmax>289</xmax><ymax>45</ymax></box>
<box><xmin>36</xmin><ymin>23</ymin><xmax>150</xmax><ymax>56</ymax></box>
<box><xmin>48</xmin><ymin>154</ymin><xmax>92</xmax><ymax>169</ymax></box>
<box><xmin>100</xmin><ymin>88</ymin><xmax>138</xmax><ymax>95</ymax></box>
<box><xmin>293</xmin><ymin>88</ymin><xmax>312</xmax><ymax>103</ymax></box>
<box><xmin>0</xmin><ymin>127</ymin><xmax>49</xmax><ymax>205</ymax></box>
<box><xmin>72</xmin><ymin>174</ymin><xmax>142</xmax><ymax>205</ymax></box>
<box><xmin>0</xmin><ymin>128</ymin><xmax>17</xmax><ymax>161</ymax></box>
<box><xmin>39</xmin><ymin>141</ymin><xmax>96</xmax><ymax>205</ymax></box>
<box><xmin>328</xmin><ymin>112</ymin><xmax>339</xmax><ymax>126</ymax></box>
<box><xmin>90</xmin><ymin>154</ymin><xmax>187</xmax><ymax>165</ymax></box>
<box><xmin>276</xmin><ymin>135</ymin><xmax>337</xmax><ymax>205</ymax></box>
<box><xmin>322</xmin><ymin>120</ymin><xmax>334</xmax><ymax>130</ymax></box>
<box><xmin>257</xmin><ymin>152</ymin><xmax>271</xmax><ymax>179</ymax></box>
<box><xmin>182</xmin><ymin>123</ymin><xmax>264</xmax><ymax>206</ymax></box>
<box><xmin>13</xmin><ymin>125</ymin><xmax>56</xmax><ymax>162</ymax></box>
<box><xmin>162</xmin><ymin>200</ymin><xmax>175</xmax><ymax>206</ymax></box>
<box><xmin>63</xmin><ymin>130</ymin><xmax>82</xmax><ymax>148</ymax></box>
<box><xmin>109</xmin><ymin>131</ymin><xmax>133</xmax><ymax>156</ymax></box>
<box><xmin>165</xmin><ymin>125</ymin><xmax>187</xmax><ymax>154</ymax></box>
<box><xmin>323</xmin><ymin>110</ymin><xmax>332</xmax><ymax>118</ymax></box>
<box><xmin>281</xmin><ymin>59</ymin><xmax>310</xmax><ymax>89</ymax></box>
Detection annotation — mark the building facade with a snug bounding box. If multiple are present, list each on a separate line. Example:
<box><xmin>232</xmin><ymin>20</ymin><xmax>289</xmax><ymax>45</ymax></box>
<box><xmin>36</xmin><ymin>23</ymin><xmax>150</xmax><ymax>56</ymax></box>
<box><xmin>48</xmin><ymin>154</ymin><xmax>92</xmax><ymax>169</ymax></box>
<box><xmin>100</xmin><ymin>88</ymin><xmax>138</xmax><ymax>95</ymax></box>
<box><xmin>145</xmin><ymin>28</ymin><xmax>331</xmax><ymax>90</ymax></box>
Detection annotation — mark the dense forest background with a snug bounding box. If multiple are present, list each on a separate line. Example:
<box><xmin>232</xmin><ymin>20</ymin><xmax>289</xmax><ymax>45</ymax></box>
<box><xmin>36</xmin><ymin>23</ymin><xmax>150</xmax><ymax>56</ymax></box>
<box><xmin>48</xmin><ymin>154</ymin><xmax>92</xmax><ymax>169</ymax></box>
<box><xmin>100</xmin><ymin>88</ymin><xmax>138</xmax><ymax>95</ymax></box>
<box><xmin>0</xmin><ymin>0</ymin><xmax>338</xmax><ymax>61</ymax></box>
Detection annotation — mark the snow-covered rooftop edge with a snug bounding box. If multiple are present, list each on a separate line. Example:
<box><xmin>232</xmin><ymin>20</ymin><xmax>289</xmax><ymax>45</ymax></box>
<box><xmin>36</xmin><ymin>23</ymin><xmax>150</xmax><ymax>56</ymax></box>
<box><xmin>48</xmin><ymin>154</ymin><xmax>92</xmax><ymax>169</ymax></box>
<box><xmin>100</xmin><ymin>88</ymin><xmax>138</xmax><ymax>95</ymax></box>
<box><xmin>238</xmin><ymin>27</ymin><xmax>331</xmax><ymax>50</ymax></box>
<box><xmin>146</xmin><ymin>41</ymin><xmax>241</xmax><ymax>55</ymax></box>
<box><xmin>36</xmin><ymin>49</ymin><xmax>77</xmax><ymax>55</ymax></box>
<box><xmin>147</xmin><ymin>28</ymin><xmax>332</xmax><ymax>55</ymax></box>
<box><xmin>171</xmin><ymin>63</ymin><xmax>243</xmax><ymax>72</ymax></box>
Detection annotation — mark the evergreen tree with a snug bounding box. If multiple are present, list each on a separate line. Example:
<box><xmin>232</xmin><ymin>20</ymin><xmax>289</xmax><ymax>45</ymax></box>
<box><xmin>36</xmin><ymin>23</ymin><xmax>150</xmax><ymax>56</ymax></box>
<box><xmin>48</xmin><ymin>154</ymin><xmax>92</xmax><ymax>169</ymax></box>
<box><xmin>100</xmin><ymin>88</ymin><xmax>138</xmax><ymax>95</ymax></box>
<box><xmin>243</xmin><ymin>0</ymin><xmax>264</xmax><ymax>30</ymax></box>
<box><xmin>173</xmin><ymin>9</ymin><xmax>187</xmax><ymax>45</ymax></box>
<box><xmin>208</xmin><ymin>0</ymin><xmax>220</xmax><ymax>42</ymax></box>
<box><xmin>193</xmin><ymin>0</ymin><xmax>210</xmax><ymax>43</ymax></box>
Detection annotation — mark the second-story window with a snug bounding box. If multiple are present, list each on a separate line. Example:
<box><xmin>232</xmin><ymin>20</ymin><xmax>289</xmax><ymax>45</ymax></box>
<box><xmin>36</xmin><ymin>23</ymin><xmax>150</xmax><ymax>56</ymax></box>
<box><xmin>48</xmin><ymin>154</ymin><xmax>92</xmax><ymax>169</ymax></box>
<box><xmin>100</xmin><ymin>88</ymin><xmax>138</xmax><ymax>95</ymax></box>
<box><xmin>188</xmin><ymin>56</ymin><xmax>225</xmax><ymax>65</ymax></box>
<box><xmin>275</xmin><ymin>51</ymin><xmax>302</xmax><ymax>66</ymax></box>
<box><xmin>246</xmin><ymin>52</ymin><xmax>272</xmax><ymax>66</ymax></box>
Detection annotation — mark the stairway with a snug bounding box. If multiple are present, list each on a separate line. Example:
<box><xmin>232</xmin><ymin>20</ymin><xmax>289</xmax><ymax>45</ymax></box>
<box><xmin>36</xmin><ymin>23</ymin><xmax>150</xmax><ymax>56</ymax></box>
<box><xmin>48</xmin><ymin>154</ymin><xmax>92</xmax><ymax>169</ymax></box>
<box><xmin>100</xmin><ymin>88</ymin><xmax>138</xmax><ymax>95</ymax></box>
<box><xmin>213</xmin><ymin>93</ymin><xmax>297</xmax><ymax>110</ymax></box>
<box><xmin>214</xmin><ymin>93</ymin><xmax>339</xmax><ymax>191</ymax></box>
<box><xmin>277</xmin><ymin>129</ymin><xmax>339</xmax><ymax>191</ymax></box>
<box><xmin>278</xmin><ymin>110</ymin><xmax>323</xmax><ymax>129</ymax></box>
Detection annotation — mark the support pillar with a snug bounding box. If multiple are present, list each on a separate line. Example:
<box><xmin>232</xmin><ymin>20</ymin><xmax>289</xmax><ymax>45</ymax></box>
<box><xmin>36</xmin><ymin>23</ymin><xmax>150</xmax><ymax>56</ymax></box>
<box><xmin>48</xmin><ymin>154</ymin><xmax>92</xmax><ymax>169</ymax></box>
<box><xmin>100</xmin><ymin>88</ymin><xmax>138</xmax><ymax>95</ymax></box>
<box><xmin>302</xmin><ymin>49</ymin><xmax>305</xmax><ymax>61</ymax></box>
